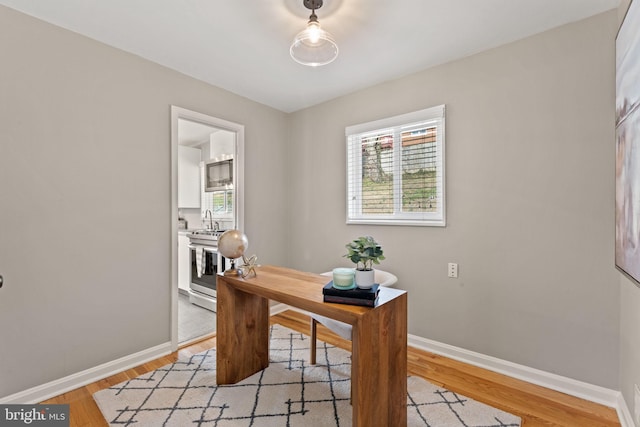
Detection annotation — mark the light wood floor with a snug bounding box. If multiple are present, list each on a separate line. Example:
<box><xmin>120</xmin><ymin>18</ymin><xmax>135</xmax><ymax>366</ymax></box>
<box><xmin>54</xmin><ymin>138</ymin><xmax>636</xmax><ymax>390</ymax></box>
<box><xmin>42</xmin><ymin>310</ymin><xmax>620</xmax><ymax>427</ymax></box>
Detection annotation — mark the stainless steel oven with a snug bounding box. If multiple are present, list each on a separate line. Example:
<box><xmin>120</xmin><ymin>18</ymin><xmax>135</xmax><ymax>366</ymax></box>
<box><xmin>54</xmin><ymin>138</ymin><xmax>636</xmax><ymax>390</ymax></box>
<box><xmin>187</xmin><ymin>230</ymin><xmax>224</xmax><ymax>312</ymax></box>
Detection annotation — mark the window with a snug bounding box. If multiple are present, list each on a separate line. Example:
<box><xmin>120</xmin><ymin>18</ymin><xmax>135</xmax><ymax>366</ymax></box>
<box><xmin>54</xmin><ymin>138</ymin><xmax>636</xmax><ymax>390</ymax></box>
<box><xmin>346</xmin><ymin>105</ymin><xmax>445</xmax><ymax>226</ymax></box>
<box><xmin>202</xmin><ymin>190</ymin><xmax>233</xmax><ymax>216</ymax></box>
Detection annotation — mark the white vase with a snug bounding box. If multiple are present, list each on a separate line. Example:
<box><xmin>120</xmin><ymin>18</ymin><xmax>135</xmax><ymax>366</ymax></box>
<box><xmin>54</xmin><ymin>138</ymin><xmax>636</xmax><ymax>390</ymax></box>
<box><xmin>355</xmin><ymin>269</ymin><xmax>375</xmax><ymax>289</ymax></box>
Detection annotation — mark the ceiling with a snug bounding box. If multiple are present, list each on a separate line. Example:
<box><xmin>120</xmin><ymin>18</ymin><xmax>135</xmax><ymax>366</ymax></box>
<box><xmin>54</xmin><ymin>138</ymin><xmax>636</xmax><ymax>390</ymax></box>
<box><xmin>0</xmin><ymin>0</ymin><xmax>619</xmax><ymax>113</ymax></box>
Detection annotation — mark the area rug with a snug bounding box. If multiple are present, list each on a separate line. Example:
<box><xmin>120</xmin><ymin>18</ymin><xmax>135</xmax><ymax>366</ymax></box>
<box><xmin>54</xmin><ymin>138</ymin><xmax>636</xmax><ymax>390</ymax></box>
<box><xmin>94</xmin><ymin>324</ymin><xmax>521</xmax><ymax>426</ymax></box>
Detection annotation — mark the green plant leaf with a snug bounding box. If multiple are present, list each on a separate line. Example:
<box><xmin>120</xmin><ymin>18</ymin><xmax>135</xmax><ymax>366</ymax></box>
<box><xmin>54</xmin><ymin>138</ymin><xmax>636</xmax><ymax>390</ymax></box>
<box><xmin>343</xmin><ymin>236</ymin><xmax>384</xmax><ymax>270</ymax></box>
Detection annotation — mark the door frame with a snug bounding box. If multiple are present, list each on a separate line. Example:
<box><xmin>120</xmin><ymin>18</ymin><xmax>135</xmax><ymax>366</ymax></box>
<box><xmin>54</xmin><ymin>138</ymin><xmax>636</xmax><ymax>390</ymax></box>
<box><xmin>170</xmin><ymin>106</ymin><xmax>245</xmax><ymax>351</ymax></box>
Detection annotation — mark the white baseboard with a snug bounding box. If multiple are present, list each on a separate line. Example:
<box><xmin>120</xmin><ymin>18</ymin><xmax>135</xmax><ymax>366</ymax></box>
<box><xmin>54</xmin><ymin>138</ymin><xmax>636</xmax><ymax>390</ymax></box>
<box><xmin>617</xmin><ymin>392</ymin><xmax>635</xmax><ymax>427</ymax></box>
<box><xmin>17</xmin><ymin>305</ymin><xmax>622</xmax><ymax>421</ymax></box>
<box><xmin>408</xmin><ymin>333</ymin><xmax>623</xmax><ymax>409</ymax></box>
<box><xmin>270</xmin><ymin>303</ymin><xmax>291</xmax><ymax>316</ymax></box>
<box><xmin>0</xmin><ymin>342</ymin><xmax>172</xmax><ymax>404</ymax></box>
<box><xmin>273</xmin><ymin>304</ymin><xmax>627</xmax><ymax>424</ymax></box>
<box><xmin>0</xmin><ymin>303</ymin><xmax>305</xmax><ymax>404</ymax></box>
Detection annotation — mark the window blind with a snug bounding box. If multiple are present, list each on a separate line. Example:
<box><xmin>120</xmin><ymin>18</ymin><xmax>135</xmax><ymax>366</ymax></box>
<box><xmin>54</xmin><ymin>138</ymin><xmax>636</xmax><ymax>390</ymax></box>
<box><xmin>346</xmin><ymin>105</ymin><xmax>445</xmax><ymax>226</ymax></box>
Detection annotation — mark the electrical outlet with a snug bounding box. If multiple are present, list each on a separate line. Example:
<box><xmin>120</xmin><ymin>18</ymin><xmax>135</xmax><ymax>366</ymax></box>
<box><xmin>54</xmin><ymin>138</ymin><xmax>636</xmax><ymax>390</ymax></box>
<box><xmin>635</xmin><ymin>384</ymin><xmax>640</xmax><ymax>424</ymax></box>
<box><xmin>448</xmin><ymin>263</ymin><xmax>458</xmax><ymax>278</ymax></box>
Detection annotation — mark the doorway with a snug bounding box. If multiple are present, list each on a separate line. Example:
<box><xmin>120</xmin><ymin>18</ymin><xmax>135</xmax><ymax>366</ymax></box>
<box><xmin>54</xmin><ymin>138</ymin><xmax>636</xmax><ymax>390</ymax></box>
<box><xmin>170</xmin><ymin>106</ymin><xmax>244</xmax><ymax>350</ymax></box>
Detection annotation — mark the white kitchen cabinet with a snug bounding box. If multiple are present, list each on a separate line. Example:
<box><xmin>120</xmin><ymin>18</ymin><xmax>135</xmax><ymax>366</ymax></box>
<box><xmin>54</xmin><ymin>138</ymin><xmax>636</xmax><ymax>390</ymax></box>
<box><xmin>178</xmin><ymin>232</ymin><xmax>191</xmax><ymax>292</ymax></box>
<box><xmin>178</xmin><ymin>145</ymin><xmax>201</xmax><ymax>208</ymax></box>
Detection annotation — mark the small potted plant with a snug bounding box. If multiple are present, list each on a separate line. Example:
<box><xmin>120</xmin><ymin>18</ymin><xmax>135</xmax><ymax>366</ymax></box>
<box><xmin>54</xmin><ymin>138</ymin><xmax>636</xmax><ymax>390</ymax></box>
<box><xmin>344</xmin><ymin>236</ymin><xmax>385</xmax><ymax>289</ymax></box>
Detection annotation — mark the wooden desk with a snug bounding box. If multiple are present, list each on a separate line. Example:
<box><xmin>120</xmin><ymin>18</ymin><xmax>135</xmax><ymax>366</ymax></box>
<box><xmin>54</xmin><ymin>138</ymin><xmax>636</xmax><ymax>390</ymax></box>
<box><xmin>216</xmin><ymin>265</ymin><xmax>407</xmax><ymax>427</ymax></box>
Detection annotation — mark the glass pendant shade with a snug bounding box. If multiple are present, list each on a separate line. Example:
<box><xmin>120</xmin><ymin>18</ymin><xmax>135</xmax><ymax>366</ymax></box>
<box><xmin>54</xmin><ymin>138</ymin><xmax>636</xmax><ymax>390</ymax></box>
<box><xmin>290</xmin><ymin>20</ymin><xmax>338</xmax><ymax>66</ymax></box>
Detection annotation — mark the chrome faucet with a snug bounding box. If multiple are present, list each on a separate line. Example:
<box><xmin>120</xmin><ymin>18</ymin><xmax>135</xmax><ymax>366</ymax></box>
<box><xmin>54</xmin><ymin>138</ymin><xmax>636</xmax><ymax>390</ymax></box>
<box><xmin>203</xmin><ymin>210</ymin><xmax>213</xmax><ymax>230</ymax></box>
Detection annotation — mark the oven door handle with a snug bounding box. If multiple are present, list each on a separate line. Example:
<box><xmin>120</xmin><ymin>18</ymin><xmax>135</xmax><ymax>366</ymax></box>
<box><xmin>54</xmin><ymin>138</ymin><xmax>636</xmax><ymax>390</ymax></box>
<box><xmin>188</xmin><ymin>244</ymin><xmax>218</xmax><ymax>253</ymax></box>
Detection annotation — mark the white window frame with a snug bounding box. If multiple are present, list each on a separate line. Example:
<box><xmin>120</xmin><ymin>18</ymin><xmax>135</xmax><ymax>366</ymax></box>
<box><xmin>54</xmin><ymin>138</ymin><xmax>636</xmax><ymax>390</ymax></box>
<box><xmin>346</xmin><ymin>105</ymin><xmax>446</xmax><ymax>227</ymax></box>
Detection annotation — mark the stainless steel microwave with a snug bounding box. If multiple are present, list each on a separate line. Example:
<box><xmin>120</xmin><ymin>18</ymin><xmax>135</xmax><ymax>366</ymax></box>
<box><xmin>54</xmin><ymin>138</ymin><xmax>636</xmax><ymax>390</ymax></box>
<box><xmin>204</xmin><ymin>158</ymin><xmax>233</xmax><ymax>192</ymax></box>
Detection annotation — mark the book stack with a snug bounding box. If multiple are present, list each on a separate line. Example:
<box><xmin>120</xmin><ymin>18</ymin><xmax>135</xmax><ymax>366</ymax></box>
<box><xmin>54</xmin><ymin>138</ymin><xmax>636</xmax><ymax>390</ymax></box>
<box><xmin>323</xmin><ymin>281</ymin><xmax>380</xmax><ymax>307</ymax></box>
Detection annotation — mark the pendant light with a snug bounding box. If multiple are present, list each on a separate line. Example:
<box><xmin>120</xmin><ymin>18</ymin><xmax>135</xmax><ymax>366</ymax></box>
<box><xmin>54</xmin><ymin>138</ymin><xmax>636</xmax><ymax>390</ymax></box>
<box><xmin>290</xmin><ymin>0</ymin><xmax>338</xmax><ymax>66</ymax></box>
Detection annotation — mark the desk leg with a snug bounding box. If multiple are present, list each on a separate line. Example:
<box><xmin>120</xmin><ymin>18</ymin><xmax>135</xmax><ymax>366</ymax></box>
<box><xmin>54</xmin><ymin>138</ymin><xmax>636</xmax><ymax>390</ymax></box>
<box><xmin>216</xmin><ymin>277</ymin><xmax>270</xmax><ymax>384</ymax></box>
<box><xmin>351</xmin><ymin>293</ymin><xmax>407</xmax><ymax>427</ymax></box>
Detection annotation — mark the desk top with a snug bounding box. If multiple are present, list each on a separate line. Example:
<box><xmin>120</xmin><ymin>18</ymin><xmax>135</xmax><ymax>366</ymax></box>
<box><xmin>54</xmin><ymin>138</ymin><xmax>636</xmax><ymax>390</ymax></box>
<box><xmin>216</xmin><ymin>265</ymin><xmax>406</xmax><ymax>325</ymax></box>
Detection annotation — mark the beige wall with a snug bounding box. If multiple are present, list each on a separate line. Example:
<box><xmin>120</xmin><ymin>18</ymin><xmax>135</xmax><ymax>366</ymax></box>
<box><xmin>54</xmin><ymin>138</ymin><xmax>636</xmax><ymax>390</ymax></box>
<box><xmin>620</xmin><ymin>276</ymin><xmax>640</xmax><ymax>422</ymax></box>
<box><xmin>0</xmin><ymin>5</ymin><xmax>288</xmax><ymax>398</ymax></box>
<box><xmin>287</xmin><ymin>11</ymin><xmax>620</xmax><ymax>389</ymax></box>
<box><xmin>0</xmin><ymin>1</ymin><xmax>629</xmax><ymax>406</ymax></box>
<box><xmin>617</xmin><ymin>0</ymin><xmax>640</xmax><ymax>420</ymax></box>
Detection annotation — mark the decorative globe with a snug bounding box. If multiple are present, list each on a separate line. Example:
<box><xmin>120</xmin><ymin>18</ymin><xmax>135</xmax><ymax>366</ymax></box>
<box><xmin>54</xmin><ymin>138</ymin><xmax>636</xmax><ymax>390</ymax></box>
<box><xmin>218</xmin><ymin>230</ymin><xmax>249</xmax><ymax>259</ymax></box>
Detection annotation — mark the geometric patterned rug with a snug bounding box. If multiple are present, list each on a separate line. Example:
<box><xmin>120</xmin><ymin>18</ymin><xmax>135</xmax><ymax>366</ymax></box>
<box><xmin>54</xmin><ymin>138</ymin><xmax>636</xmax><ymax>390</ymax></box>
<box><xmin>93</xmin><ymin>324</ymin><xmax>521</xmax><ymax>426</ymax></box>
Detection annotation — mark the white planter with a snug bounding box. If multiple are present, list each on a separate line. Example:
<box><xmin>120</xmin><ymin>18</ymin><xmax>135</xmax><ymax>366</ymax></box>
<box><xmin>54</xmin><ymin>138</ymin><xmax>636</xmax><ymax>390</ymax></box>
<box><xmin>355</xmin><ymin>269</ymin><xmax>375</xmax><ymax>289</ymax></box>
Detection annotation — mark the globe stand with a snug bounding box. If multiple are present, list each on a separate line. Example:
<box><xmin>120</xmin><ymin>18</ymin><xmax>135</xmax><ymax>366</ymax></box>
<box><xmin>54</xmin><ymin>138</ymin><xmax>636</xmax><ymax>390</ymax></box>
<box><xmin>223</xmin><ymin>258</ymin><xmax>240</xmax><ymax>276</ymax></box>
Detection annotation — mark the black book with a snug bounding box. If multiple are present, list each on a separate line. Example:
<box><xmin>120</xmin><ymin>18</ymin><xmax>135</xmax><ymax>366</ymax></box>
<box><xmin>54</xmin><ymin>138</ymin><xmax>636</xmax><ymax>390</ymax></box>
<box><xmin>322</xmin><ymin>281</ymin><xmax>380</xmax><ymax>300</ymax></box>
<box><xmin>323</xmin><ymin>294</ymin><xmax>378</xmax><ymax>307</ymax></box>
